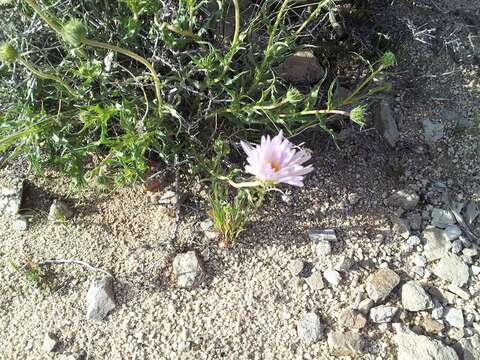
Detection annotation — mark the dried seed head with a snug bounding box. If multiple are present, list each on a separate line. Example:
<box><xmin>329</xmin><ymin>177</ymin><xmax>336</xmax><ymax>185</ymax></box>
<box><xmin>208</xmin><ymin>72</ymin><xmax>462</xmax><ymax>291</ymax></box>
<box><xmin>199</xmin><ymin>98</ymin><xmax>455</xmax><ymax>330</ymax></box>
<box><xmin>0</xmin><ymin>42</ymin><xmax>19</xmax><ymax>63</ymax></box>
<box><xmin>62</xmin><ymin>19</ymin><xmax>86</xmax><ymax>47</ymax></box>
<box><xmin>350</xmin><ymin>105</ymin><xmax>367</xmax><ymax>125</ymax></box>
<box><xmin>381</xmin><ymin>51</ymin><xmax>396</xmax><ymax>68</ymax></box>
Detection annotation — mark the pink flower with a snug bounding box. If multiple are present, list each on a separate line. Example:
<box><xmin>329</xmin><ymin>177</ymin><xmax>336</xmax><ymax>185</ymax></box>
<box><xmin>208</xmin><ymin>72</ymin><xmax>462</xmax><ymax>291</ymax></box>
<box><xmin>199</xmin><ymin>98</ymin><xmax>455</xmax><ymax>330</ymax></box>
<box><xmin>240</xmin><ymin>131</ymin><xmax>314</xmax><ymax>187</ymax></box>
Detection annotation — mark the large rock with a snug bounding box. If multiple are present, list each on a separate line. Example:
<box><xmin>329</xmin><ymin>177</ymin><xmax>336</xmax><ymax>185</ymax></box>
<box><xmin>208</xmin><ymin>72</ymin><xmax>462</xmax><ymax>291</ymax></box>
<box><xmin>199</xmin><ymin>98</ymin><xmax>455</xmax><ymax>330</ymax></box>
<box><xmin>172</xmin><ymin>251</ymin><xmax>206</xmax><ymax>288</ymax></box>
<box><xmin>444</xmin><ymin>308</ymin><xmax>464</xmax><ymax>329</ymax></box>
<box><xmin>401</xmin><ymin>281</ymin><xmax>434</xmax><ymax>311</ymax></box>
<box><xmin>433</xmin><ymin>255</ymin><xmax>469</xmax><ymax>287</ymax></box>
<box><xmin>370</xmin><ymin>305</ymin><xmax>399</xmax><ymax>323</ymax></box>
<box><xmin>423</xmin><ymin>226</ymin><xmax>451</xmax><ymax>261</ymax></box>
<box><xmin>48</xmin><ymin>200</ymin><xmax>74</xmax><ymax>222</ymax></box>
<box><xmin>327</xmin><ymin>331</ymin><xmax>364</xmax><ymax>357</ymax></box>
<box><xmin>386</xmin><ymin>189</ymin><xmax>419</xmax><ymax>210</ymax></box>
<box><xmin>454</xmin><ymin>334</ymin><xmax>480</xmax><ymax>360</ymax></box>
<box><xmin>277</xmin><ymin>50</ymin><xmax>324</xmax><ymax>86</ymax></box>
<box><xmin>431</xmin><ymin>208</ymin><xmax>456</xmax><ymax>228</ymax></box>
<box><xmin>374</xmin><ymin>100</ymin><xmax>400</xmax><ymax>147</ymax></box>
<box><xmin>338</xmin><ymin>308</ymin><xmax>367</xmax><ymax>329</ymax></box>
<box><xmin>86</xmin><ymin>276</ymin><xmax>116</xmax><ymax>321</ymax></box>
<box><xmin>394</xmin><ymin>324</ymin><xmax>459</xmax><ymax>360</ymax></box>
<box><xmin>297</xmin><ymin>312</ymin><xmax>323</xmax><ymax>343</ymax></box>
<box><xmin>366</xmin><ymin>268</ymin><xmax>400</xmax><ymax>302</ymax></box>
<box><xmin>0</xmin><ymin>176</ymin><xmax>24</xmax><ymax>215</ymax></box>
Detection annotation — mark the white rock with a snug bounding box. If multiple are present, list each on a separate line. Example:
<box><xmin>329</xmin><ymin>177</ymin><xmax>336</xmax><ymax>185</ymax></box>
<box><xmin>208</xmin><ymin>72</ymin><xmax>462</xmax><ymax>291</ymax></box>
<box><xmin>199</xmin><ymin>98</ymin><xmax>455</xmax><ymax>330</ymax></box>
<box><xmin>12</xmin><ymin>216</ymin><xmax>28</xmax><ymax>231</ymax></box>
<box><xmin>394</xmin><ymin>324</ymin><xmax>459</xmax><ymax>360</ymax></box>
<box><xmin>323</xmin><ymin>270</ymin><xmax>341</xmax><ymax>286</ymax></box>
<box><xmin>423</xmin><ymin>226</ymin><xmax>451</xmax><ymax>261</ymax></box>
<box><xmin>370</xmin><ymin>305</ymin><xmax>399</xmax><ymax>323</ymax></box>
<box><xmin>308</xmin><ymin>228</ymin><xmax>337</xmax><ymax>242</ymax></box>
<box><xmin>86</xmin><ymin>276</ymin><xmax>116</xmax><ymax>321</ymax></box>
<box><xmin>444</xmin><ymin>308</ymin><xmax>464</xmax><ymax>329</ymax></box>
<box><xmin>433</xmin><ymin>255</ymin><xmax>469</xmax><ymax>287</ymax></box>
<box><xmin>172</xmin><ymin>251</ymin><xmax>206</xmax><ymax>288</ymax></box>
<box><xmin>42</xmin><ymin>332</ymin><xmax>58</xmax><ymax>353</ymax></box>
<box><xmin>401</xmin><ymin>281</ymin><xmax>434</xmax><ymax>311</ymax></box>
<box><xmin>297</xmin><ymin>312</ymin><xmax>323</xmax><ymax>343</ymax></box>
<box><xmin>315</xmin><ymin>240</ymin><xmax>332</xmax><ymax>256</ymax></box>
<box><xmin>0</xmin><ymin>177</ymin><xmax>24</xmax><ymax>215</ymax></box>
<box><xmin>305</xmin><ymin>271</ymin><xmax>324</xmax><ymax>290</ymax></box>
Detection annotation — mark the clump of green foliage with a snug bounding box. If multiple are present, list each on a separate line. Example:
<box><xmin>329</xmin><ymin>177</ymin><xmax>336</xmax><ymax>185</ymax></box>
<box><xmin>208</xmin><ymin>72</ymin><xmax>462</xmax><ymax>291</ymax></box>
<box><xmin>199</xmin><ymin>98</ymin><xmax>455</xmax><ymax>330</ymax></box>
<box><xmin>0</xmin><ymin>0</ymin><xmax>394</xmax><ymax>239</ymax></box>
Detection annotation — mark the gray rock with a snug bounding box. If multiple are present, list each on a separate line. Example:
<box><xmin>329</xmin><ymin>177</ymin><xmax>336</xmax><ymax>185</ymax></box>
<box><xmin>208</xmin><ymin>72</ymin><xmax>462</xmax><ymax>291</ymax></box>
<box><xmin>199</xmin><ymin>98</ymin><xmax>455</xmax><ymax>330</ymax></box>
<box><xmin>327</xmin><ymin>331</ymin><xmax>364</xmax><ymax>357</ymax></box>
<box><xmin>48</xmin><ymin>200</ymin><xmax>74</xmax><ymax>222</ymax></box>
<box><xmin>464</xmin><ymin>202</ymin><xmax>479</xmax><ymax>225</ymax></box>
<box><xmin>423</xmin><ymin>226</ymin><xmax>451</xmax><ymax>261</ymax></box>
<box><xmin>370</xmin><ymin>305</ymin><xmax>399</xmax><ymax>323</ymax></box>
<box><xmin>394</xmin><ymin>324</ymin><xmax>459</xmax><ymax>360</ymax></box>
<box><xmin>12</xmin><ymin>215</ymin><xmax>28</xmax><ymax>231</ymax></box>
<box><xmin>432</xmin><ymin>306</ymin><xmax>445</xmax><ymax>320</ymax></box>
<box><xmin>42</xmin><ymin>332</ymin><xmax>59</xmax><ymax>353</ymax></box>
<box><xmin>86</xmin><ymin>276</ymin><xmax>116</xmax><ymax>321</ymax></box>
<box><xmin>452</xmin><ymin>240</ymin><xmax>463</xmax><ymax>254</ymax></box>
<box><xmin>173</xmin><ymin>251</ymin><xmax>206</xmax><ymax>288</ymax></box>
<box><xmin>414</xmin><ymin>255</ymin><xmax>427</xmax><ymax>267</ymax></box>
<box><xmin>401</xmin><ymin>281</ymin><xmax>434</xmax><ymax>311</ymax></box>
<box><xmin>305</xmin><ymin>271</ymin><xmax>324</xmax><ymax>290</ymax></box>
<box><xmin>431</xmin><ymin>208</ymin><xmax>456</xmax><ymax>228</ymax></box>
<box><xmin>422</xmin><ymin>119</ymin><xmax>445</xmax><ymax>145</ymax></box>
<box><xmin>335</xmin><ymin>256</ymin><xmax>354</xmax><ymax>272</ymax></box>
<box><xmin>288</xmin><ymin>259</ymin><xmax>305</xmax><ymax>277</ymax></box>
<box><xmin>386</xmin><ymin>189</ymin><xmax>420</xmax><ymax>210</ymax></box>
<box><xmin>323</xmin><ymin>270</ymin><xmax>341</xmax><ymax>286</ymax></box>
<box><xmin>0</xmin><ymin>177</ymin><xmax>24</xmax><ymax>215</ymax></box>
<box><xmin>338</xmin><ymin>308</ymin><xmax>367</xmax><ymax>329</ymax></box>
<box><xmin>315</xmin><ymin>240</ymin><xmax>332</xmax><ymax>256</ymax></box>
<box><xmin>454</xmin><ymin>334</ymin><xmax>480</xmax><ymax>360</ymax></box>
<box><xmin>308</xmin><ymin>228</ymin><xmax>337</xmax><ymax>243</ymax></box>
<box><xmin>408</xmin><ymin>213</ymin><xmax>423</xmax><ymax>231</ymax></box>
<box><xmin>392</xmin><ymin>217</ymin><xmax>411</xmax><ymax>239</ymax></box>
<box><xmin>278</xmin><ymin>50</ymin><xmax>324</xmax><ymax>85</ymax></box>
<box><xmin>374</xmin><ymin>100</ymin><xmax>400</xmax><ymax>147</ymax></box>
<box><xmin>444</xmin><ymin>308</ymin><xmax>465</xmax><ymax>329</ymax></box>
<box><xmin>445</xmin><ymin>225</ymin><xmax>462</xmax><ymax>241</ymax></box>
<box><xmin>366</xmin><ymin>268</ymin><xmax>400</xmax><ymax>302</ymax></box>
<box><xmin>433</xmin><ymin>255</ymin><xmax>469</xmax><ymax>287</ymax></box>
<box><xmin>297</xmin><ymin>312</ymin><xmax>323</xmax><ymax>343</ymax></box>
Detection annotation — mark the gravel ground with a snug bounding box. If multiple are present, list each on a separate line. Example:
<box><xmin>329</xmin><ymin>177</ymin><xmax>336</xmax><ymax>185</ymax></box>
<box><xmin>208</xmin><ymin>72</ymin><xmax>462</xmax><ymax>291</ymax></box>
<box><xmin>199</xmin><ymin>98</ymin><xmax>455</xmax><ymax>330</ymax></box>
<box><xmin>0</xmin><ymin>1</ymin><xmax>479</xmax><ymax>359</ymax></box>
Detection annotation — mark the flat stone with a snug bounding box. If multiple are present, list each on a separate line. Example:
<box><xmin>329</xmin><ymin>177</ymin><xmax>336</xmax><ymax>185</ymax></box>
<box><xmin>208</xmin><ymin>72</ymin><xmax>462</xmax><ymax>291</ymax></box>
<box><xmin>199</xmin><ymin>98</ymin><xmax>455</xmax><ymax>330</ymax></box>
<box><xmin>394</xmin><ymin>324</ymin><xmax>459</xmax><ymax>360</ymax></box>
<box><xmin>386</xmin><ymin>189</ymin><xmax>420</xmax><ymax>210</ymax></box>
<box><xmin>288</xmin><ymin>260</ymin><xmax>305</xmax><ymax>277</ymax></box>
<box><xmin>444</xmin><ymin>308</ymin><xmax>464</xmax><ymax>329</ymax></box>
<box><xmin>370</xmin><ymin>305</ymin><xmax>399</xmax><ymax>323</ymax></box>
<box><xmin>423</xmin><ymin>317</ymin><xmax>445</xmax><ymax>333</ymax></box>
<box><xmin>305</xmin><ymin>271</ymin><xmax>324</xmax><ymax>290</ymax></box>
<box><xmin>366</xmin><ymin>268</ymin><xmax>400</xmax><ymax>302</ymax></box>
<box><xmin>86</xmin><ymin>276</ymin><xmax>116</xmax><ymax>321</ymax></box>
<box><xmin>48</xmin><ymin>200</ymin><xmax>74</xmax><ymax>222</ymax></box>
<box><xmin>0</xmin><ymin>177</ymin><xmax>24</xmax><ymax>215</ymax></box>
<box><xmin>433</xmin><ymin>255</ymin><xmax>469</xmax><ymax>287</ymax></box>
<box><xmin>374</xmin><ymin>100</ymin><xmax>400</xmax><ymax>147</ymax></box>
<box><xmin>464</xmin><ymin>202</ymin><xmax>479</xmax><ymax>225</ymax></box>
<box><xmin>454</xmin><ymin>334</ymin><xmax>480</xmax><ymax>360</ymax></box>
<box><xmin>445</xmin><ymin>225</ymin><xmax>462</xmax><ymax>241</ymax></box>
<box><xmin>401</xmin><ymin>281</ymin><xmax>434</xmax><ymax>311</ymax></box>
<box><xmin>278</xmin><ymin>50</ymin><xmax>324</xmax><ymax>85</ymax></box>
<box><xmin>431</xmin><ymin>208</ymin><xmax>456</xmax><ymax>228</ymax></box>
<box><xmin>297</xmin><ymin>312</ymin><xmax>323</xmax><ymax>343</ymax></box>
<box><xmin>323</xmin><ymin>270</ymin><xmax>341</xmax><ymax>286</ymax></box>
<box><xmin>172</xmin><ymin>251</ymin><xmax>206</xmax><ymax>288</ymax></box>
<box><xmin>447</xmin><ymin>284</ymin><xmax>470</xmax><ymax>300</ymax></box>
<box><xmin>308</xmin><ymin>228</ymin><xmax>337</xmax><ymax>243</ymax></box>
<box><xmin>42</xmin><ymin>332</ymin><xmax>59</xmax><ymax>353</ymax></box>
<box><xmin>327</xmin><ymin>331</ymin><xmax>364</xmax><ymax>357</ymax></box>
<box><xmin>422</xmin><ymin>119</ymin><xmax>444</xmax><ymax>145</ymax></box>
<box><xmin>423</xmin><ymin>226</ymin><xmax>451</xmax><ymax>261</ymax></box>
<box><xmin>315</xmin><ymin>240</ymin><xmax>332</xmax><ymax>256</ymax></box>
<box><xmin>392</xmin><ymin>217</ymin><xmax>411</xmax><ymax>239</ymax></box>
<box><xmin>338</xmin><ymin>308</ymin><xmax>367</xmax><ymax>329</ymax></box>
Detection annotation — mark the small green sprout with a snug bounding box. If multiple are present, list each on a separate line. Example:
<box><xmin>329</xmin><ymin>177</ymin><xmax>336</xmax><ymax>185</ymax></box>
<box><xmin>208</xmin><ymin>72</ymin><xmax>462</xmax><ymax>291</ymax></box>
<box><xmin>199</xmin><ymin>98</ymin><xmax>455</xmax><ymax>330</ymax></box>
<box><xmin>381</xmin><ymin>51</ymin><xmax>396</xmax><ymax>68</ymax></box>
<box><xmin>350</xmin><ymin>105</ymin><xmax>367</xmax><ymax>125</ymax></box>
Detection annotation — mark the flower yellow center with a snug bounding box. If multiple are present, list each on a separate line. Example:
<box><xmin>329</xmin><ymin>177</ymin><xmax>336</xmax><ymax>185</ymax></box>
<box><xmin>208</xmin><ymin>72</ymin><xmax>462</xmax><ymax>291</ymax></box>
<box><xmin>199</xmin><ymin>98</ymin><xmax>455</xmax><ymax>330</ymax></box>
<box><xmin>266</xmin><ymin>160</ymin><xmax>280</xmax><ymax>172</ymax></box>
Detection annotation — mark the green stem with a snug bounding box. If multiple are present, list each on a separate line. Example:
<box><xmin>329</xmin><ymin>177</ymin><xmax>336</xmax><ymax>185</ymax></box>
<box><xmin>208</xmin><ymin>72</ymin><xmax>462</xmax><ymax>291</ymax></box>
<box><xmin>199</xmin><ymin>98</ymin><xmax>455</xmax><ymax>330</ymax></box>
<box><xmin>164</xmin><ymin>24</ymin><xmax>203</xmax><ymax>42</ymax></box>
<box><xmin>294</xmin><ymin>0</ymin><xmax>332</xmax><ymax>37</ymax></box>
<box><xmin>342</xmin><ymin>65</ymin><xmax>385</xmax><ymax>105</ymax></box>
<box><xmin>23</xmin><ymin>0</ymin><xmax>62</xmax><ymax>34</ymax></box>
<box><xmin>280</xmin><ymin>109</ymin><xmax>351</xmax><ymax>118</ymax></box>
<box><xmin>228</xmin><ymin>180</ymin><xmax>263</xmax><ymax>188</ymax></box>
<box><xmin>82</xmin><ymin>38</ymin><xmax>163</xmax><ymax>113</ymax></box>
<box><xmin>18</xmin><ymin>58</ymin><xmax>79</xmax><ymax>97</ymax></box>
<box><xmin>231</xmin><ymin>0</ymin><xmax>241</xmax><ymax>48</ymax></box>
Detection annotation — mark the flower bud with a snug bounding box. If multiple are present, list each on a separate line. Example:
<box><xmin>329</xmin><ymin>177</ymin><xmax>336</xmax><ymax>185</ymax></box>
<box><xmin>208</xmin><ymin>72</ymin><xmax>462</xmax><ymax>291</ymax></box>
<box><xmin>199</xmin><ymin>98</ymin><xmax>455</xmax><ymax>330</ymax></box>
<box><xmin>380</xmin><ymin>51</ymin><xmax>396</xmax><ymax>68</ymax></box>
<box><xmin>62</xmin><ymin>19</ymin><xmax>87</xmax><ymax>47</ymax></box>
<box><xmin>0</xmin><ymin>42</ymin><xmax>19</xmax><ymax>63</ymax></box>
<box><xmin>350</xmin><ymin>105</ymin><xmax>367</xmax><ymax>125</ymax></box>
